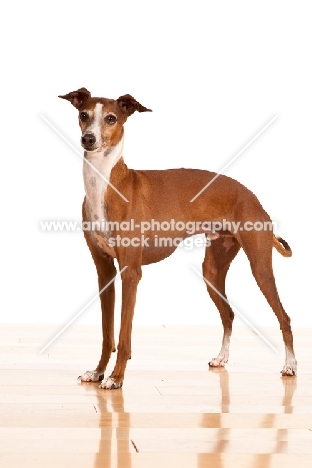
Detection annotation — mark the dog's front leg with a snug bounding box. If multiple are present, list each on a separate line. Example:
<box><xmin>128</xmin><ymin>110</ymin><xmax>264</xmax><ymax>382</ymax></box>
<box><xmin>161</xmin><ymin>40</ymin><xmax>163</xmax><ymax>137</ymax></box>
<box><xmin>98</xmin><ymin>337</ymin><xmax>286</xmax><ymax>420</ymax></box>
<box><xmin>79</xmin><ymin>253</ymin><xmax>117</xmax><ymax>382</ymax></box>
<box><xmin>80</xmin><ymin>216</ymin><xmax>117</xmax><ymax>383</ymax></box>
<box><xmin>101</xmin><ymin>265</ymin><xmax>142</xmax><ymax>389</ymax></box>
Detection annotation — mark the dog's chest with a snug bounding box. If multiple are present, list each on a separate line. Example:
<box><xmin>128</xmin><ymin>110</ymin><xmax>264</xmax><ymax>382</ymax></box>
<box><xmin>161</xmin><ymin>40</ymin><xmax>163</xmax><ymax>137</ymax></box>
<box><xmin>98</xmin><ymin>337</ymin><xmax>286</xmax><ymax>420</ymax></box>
<box><xmin>83</xmin><ymin>140</ymin><xmax>123</xmax><ymax>222</ymax></box>
<box><xmin>83</xmin><ymin>154</ymin><xmax>109</xmax><ymax>223</ymax></box>
<box><xmin>83</xmin><ymin>140</ymin><xmax>123</xmax><ymax>229</ymax></box>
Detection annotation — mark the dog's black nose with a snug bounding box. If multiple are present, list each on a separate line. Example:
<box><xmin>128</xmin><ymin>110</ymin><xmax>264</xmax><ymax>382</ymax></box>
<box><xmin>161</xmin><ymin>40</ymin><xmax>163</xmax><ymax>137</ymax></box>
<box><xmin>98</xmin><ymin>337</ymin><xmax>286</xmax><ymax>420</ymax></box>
<box><xmin>81</xmin><ymin>133</ymin><xmax>96</xmax><ymax>147</ymax></box>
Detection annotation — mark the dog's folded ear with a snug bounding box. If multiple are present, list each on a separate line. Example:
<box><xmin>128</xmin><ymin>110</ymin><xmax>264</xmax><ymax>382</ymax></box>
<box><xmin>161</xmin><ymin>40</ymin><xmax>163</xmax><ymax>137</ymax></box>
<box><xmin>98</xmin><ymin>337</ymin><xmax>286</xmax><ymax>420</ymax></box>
<box><xmin>58</xmin><ymin>88</ymin><xmax>91</xmax><ymax>108</ymax></box>
<box><xmin>117</xmin><ymin>94</ymin><xmax>152</xmax><ymax>117</ymax></box>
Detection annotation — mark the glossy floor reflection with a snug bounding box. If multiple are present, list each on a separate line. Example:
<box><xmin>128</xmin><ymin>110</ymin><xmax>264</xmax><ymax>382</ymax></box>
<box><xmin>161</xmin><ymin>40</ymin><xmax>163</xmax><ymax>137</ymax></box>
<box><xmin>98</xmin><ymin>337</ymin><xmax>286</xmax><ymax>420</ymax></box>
<box><xmin>0</xmin><ymin>324</ymin><xmax>312</xmax><ymax>467</ymax></box>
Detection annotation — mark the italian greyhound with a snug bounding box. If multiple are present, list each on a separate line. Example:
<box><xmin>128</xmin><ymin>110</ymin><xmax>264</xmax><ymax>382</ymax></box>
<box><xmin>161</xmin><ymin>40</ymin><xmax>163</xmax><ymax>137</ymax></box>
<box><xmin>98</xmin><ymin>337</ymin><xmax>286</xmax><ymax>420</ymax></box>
<box><xmin>59</xmin><ymin>87</ymin><xmax>296</xmax><ymax>389</ymax></box>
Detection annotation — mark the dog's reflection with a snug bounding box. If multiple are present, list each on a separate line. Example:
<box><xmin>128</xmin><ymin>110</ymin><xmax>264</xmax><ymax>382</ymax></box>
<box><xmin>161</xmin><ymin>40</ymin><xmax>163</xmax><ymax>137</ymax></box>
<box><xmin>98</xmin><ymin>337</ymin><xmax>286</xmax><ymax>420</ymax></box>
<box><xmin>80</xmin><ymin>368</ymin><xmax>297</xmax><ymax>468</ymax></box>
<box><xmin>197</xmin><ymin>368</ymin><xmax>297</xmax><ymax>468</ymax></box>
<box><xmin>81</xmin><ymin>383</ymin><xmax>133</xmax><ymax>468</ymax></box>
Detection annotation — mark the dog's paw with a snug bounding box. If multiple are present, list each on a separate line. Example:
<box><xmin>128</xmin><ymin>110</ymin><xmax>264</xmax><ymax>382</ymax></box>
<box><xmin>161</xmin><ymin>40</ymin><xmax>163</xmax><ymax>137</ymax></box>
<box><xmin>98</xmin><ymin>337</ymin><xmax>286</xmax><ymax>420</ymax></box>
<box><xmin>79</xmin><ymin>370</ymin><xmax>104</xmax><ymax>382</ymax></box>
<box><xmin>209</xmin><ymin>356</ymin><xmax>228</xmax><ymax>367</ymax></box>
<box><xmin>281</xmin><ymin>364</ymin><xmax>297</xmax><ymax>376</ymax></box>
<box><xmin>100</xmin><ymin>377</ymin><xmax>123</xmax><ymax>389</ymax></box>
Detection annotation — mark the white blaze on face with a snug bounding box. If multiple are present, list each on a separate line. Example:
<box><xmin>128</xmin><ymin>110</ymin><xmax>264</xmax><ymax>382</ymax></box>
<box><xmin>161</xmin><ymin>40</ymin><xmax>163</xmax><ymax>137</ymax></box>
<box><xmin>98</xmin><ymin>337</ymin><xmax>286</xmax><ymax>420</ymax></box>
<box><xmin>84</xmin><ymin>103</ymin><xmax>103</xmax><ymax>147</ymax></box>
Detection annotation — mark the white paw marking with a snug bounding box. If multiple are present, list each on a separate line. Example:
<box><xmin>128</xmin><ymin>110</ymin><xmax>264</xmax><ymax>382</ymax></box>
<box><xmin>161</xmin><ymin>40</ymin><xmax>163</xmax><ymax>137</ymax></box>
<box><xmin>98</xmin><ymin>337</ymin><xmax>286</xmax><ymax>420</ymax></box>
<box><xmin>100</xmin><ymin>377</ymin><xmax>122</xmax><ymax>389</ymax></box>
<box><xmin>282</xmin><ymin>353</ymin><xmax>297</xmax><ymax>376</ymax></box>
<box><xmin>281</xmin><ymin>364</ymin><xmax>297</xmax><ymax>376</ymax></box>
<box><xmin>209</xmin><ymin>357</ymin><xmax>228</xmax><ymax>367</ymax></box>
<box><xmin>79</xmin><ymin>370</ymin><xmax>103</xmax><ymax>382</ymax></box>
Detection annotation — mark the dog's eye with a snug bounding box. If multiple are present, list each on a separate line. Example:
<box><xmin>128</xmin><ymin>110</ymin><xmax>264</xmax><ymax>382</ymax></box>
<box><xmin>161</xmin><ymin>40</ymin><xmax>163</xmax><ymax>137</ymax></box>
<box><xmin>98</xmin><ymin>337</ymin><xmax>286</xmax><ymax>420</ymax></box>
<box><xmin>105</xmin><ymin>114</ymin><xmax>117</xmax><ymax>125</ymax></box>
<box><xmin>79</xmin><ymin>112</ymin><xmax>88</xmax><ymax>122</ymax></box>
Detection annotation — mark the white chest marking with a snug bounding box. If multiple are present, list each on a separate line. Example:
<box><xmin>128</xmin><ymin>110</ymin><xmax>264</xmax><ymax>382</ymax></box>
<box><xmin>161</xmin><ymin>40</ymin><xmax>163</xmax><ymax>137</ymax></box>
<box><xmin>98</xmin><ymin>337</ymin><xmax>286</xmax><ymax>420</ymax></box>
<box><xmin>83</xmin><ymin>137</ymin><xmax>124</xmax><ymax>224</ymax></box>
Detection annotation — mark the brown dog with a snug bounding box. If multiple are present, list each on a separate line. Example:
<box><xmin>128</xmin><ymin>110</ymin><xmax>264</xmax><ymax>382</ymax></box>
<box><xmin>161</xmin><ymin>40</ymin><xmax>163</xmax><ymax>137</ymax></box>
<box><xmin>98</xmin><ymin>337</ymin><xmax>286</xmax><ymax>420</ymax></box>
<box><xmin>59</xmin><ymin>87</ymin><xmax>296</xmax><ymax>389</ymax></box>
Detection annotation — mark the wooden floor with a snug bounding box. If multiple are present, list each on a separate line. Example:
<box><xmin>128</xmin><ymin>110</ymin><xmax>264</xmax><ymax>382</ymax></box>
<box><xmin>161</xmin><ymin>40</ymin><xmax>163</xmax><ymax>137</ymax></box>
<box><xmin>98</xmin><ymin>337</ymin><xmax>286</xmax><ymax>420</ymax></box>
<box><xmin>0</xmin><ymin>324</ymin><xmax>312</xmax><ymax>467</ymax></box>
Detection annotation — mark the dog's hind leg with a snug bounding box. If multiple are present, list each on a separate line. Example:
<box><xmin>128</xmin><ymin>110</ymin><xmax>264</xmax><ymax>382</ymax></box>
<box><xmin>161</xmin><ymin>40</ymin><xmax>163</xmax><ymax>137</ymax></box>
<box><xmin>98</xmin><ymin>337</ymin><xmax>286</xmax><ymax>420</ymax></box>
<box><xmin>202</xmin><ymin>236</ymin><xmax>241</xmax><ymax>367</ymax></box>
<box><xmin>240</xmin><ymin>229</ymin><xmax>297</xmax><ymax>375</ymax></box>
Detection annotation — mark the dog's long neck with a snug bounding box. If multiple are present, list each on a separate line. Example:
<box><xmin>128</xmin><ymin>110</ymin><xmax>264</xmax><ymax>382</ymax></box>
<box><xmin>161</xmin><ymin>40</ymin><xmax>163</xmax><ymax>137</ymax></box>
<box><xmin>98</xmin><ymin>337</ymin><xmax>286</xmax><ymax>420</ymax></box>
<box><xmin>83</xmin><ymin>136</ymin><xmax>125</xmax><ymax>223</ymax></box>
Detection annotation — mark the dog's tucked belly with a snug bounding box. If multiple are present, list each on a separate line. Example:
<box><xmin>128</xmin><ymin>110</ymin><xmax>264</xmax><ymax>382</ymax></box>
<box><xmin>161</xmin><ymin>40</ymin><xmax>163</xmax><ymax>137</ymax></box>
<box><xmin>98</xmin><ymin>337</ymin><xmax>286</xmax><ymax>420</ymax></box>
<box><xmin>89</xmin><ymin>228</ymin><xmax>234</xmax><ymax>264</ymax></box>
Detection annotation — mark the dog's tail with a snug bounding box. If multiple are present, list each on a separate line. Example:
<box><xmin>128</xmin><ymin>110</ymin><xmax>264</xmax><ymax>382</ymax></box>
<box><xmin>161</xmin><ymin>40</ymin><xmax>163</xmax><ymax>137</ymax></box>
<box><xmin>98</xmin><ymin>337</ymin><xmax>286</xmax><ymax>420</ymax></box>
<box><xmin>273</xmin><ymin>234</ymin><xmax>292</xmax><ymax>257</ymax></box>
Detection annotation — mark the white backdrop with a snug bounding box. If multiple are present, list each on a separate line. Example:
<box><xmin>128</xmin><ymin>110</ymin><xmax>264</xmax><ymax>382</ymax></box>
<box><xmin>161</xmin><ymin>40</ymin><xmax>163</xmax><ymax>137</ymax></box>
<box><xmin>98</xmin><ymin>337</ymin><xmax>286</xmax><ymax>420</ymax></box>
<box><xmin>1</xmin><ymin>1</ymin><xmax>311</xmax><ymax>329</ymax></box>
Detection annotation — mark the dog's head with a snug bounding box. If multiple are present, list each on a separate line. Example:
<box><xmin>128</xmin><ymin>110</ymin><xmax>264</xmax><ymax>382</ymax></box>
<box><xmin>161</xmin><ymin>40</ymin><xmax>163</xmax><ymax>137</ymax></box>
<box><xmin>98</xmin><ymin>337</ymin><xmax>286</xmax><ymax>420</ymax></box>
<box><xmin>59</xmin><ymin>88</ymin><xmax>152</xmax><ymax>152</ymax></box>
